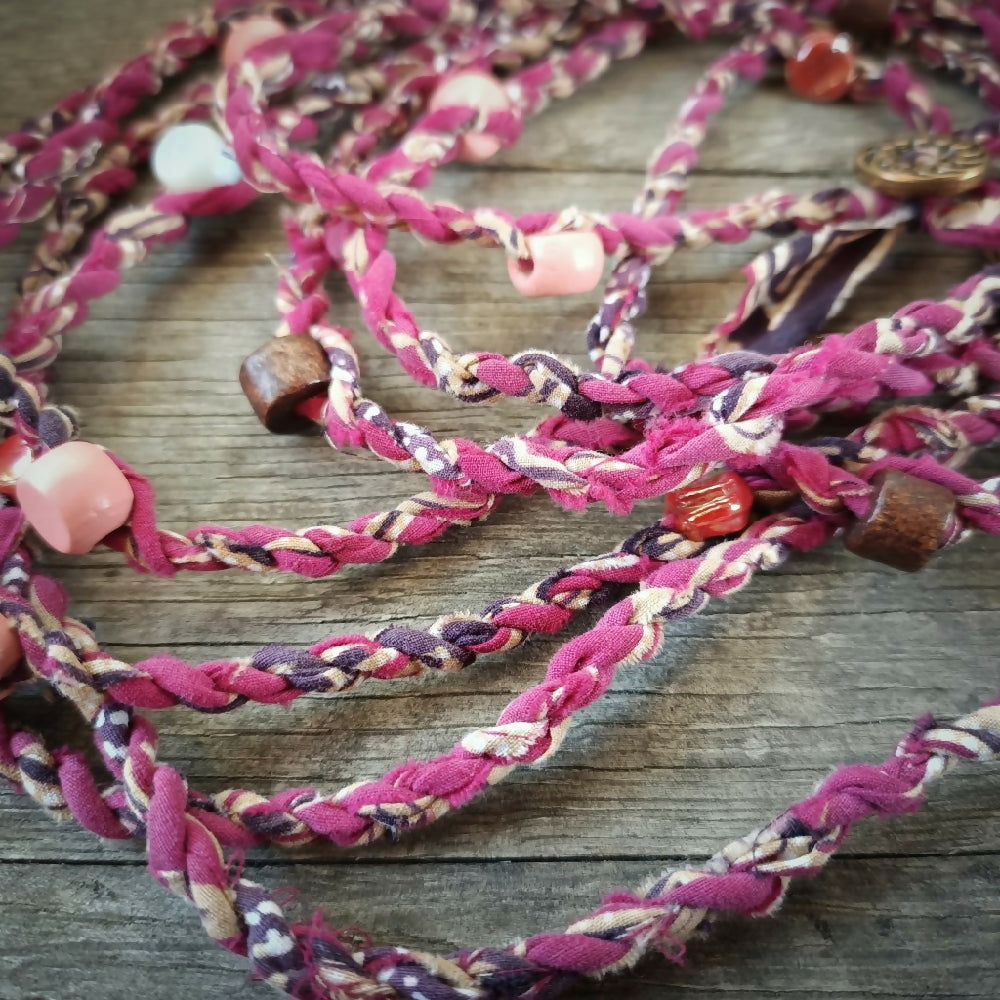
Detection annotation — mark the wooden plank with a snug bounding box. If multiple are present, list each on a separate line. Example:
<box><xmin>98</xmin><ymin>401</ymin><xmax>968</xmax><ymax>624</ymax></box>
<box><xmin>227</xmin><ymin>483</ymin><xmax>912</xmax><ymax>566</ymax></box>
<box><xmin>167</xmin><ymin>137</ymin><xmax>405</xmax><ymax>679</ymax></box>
<box><xmin>3</xmin><ymin>537</ymin><xmax>999</xmax><ymax>863</ymax></box>
<box><xmin>0</xmin><ymin>1</ymin><xmax>984</xmax><ymax>173</ymax></box>
<box><xmin>1</xmin><ymin>1</ymin><xmax>999</xmax><ymax>999</ymax></box>
<box><xmin>2</xmin><ymin>856</ymin><xmax>999</xmax><ymax>999</ymax></box>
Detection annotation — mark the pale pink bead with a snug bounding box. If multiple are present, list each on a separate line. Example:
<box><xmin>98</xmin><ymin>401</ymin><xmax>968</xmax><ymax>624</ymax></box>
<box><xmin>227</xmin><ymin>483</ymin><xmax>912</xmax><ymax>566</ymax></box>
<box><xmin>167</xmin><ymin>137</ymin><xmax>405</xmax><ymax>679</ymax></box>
<box><xmin>221</xmin><ymin>15</ymin><xmax>287</xmax><ymax>69</ymax></box>
<box><xmin>507</xmin><ymin>232</ymin><xmax>605</xmax><ymax>297</ymax></box>
<box><xmin>429</xmin><ymin>71</ymin><xmax>511</xmax><ymax>163</ymax></box>
<box><xmin>16</xmin><ymin>441</ymin><xmax>134</xmax><ymax>555</ymax></box>
<box><xmin>0</xmin><ymin>616</ymin><xmax>21</xmax><ymax>682</ymax></box>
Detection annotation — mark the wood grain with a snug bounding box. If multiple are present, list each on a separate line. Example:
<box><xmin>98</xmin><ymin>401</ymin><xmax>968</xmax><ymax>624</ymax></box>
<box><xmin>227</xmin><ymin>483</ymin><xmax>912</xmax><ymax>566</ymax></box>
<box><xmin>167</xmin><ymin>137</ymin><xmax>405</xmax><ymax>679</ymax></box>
<box><xmin>1</xmin><ymin>3</ymin><xmax>999</xmax><ymax>999</ymax></box>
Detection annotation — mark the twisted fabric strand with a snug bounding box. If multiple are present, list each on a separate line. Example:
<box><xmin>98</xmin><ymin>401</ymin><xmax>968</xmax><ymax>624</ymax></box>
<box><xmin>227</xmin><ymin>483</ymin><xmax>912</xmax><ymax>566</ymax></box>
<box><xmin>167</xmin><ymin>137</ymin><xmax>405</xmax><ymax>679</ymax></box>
<box><xmin>1</xmin><ymin>1</ymin><xmax>1000</xmax><ymax>998</ymax></box>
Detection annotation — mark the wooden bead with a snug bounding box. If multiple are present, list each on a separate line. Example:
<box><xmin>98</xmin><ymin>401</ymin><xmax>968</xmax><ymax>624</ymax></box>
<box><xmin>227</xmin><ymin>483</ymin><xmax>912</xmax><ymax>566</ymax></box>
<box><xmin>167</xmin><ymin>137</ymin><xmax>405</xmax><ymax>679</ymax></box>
<box><xmin>15</xmin><ymin>441</ymin><xmax>134</xmax><ymax>555</ymax></box>
<box><xmin>239</xmin><ymin>335</ymin><xmax>331</xmax><ymax>433</ymax></box>
<box><xmin>753</xmin><ymin>488</ymin><xmax>798</xmax><ymax>512</ymax></box>
<box><xmin>785</xmin><ymin>31</ymin><xmax>857</xmax><ymax>103</ymax></box>
<box><xmin>844</xmin><ymin>469</ymin><xmax>955</xmax><ymax>572</ymax></box>
<box><xmin>834</xmin><ymin>0</ymin><xmax>895</xmax><ymax>41</ymax></box>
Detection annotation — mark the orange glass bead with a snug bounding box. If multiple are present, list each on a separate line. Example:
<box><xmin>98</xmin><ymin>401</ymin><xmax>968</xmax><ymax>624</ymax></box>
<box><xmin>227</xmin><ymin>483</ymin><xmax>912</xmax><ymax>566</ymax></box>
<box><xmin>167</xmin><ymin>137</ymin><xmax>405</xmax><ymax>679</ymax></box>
<box><xmin>239</xmin><ymin>335</ymin><xmax>331</xmax><ymax>434</ymax></box>
<box><xmin>834</xmin><ymin>0</ymin><xmax>894</xmax><ymax>42</ymax></box>
<box><xmin>0</xmin><ymin>435</ymin><xmax>33</xmax><ymax>497</ymax></box>
<box><xmin>785</xmin><ymin>30</ymin><xmax>857</xmax><ymax>103</ymax></box>
<box><xmin>666</xmin><ymin>471</ymin><xmax>754</xmax><ymax>542</ymax></box>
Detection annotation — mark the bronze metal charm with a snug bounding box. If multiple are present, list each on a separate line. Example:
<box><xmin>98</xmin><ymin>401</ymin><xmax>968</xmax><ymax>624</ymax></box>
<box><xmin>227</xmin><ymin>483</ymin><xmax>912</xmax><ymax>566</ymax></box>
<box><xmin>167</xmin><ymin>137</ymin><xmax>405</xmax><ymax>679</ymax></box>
<box><xmin>854</xmin><ymin>134</ymin><xmax>990</xmax><ymax>199</ymax></box>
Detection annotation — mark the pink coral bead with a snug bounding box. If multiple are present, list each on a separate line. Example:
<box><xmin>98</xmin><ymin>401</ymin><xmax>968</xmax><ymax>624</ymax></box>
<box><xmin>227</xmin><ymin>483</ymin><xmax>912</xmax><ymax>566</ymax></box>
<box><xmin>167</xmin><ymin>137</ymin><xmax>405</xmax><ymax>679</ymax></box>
<box><xmin>0</xmin><ymin>616</ymin><xmax>21</xmax><ymax>684</ymax></box>
<box><xmin>429</xmin><ymin>71</ymin><xmax>511</xmax><ymax>163</ymax></box>
<box><xmin>15</xmin><ymin>441</ymin><xmax>134</xmax><ymax>555</ymax></box>
<box><xmin>221</xmin><ymin>15</ymin><xmax>288</xmax><ymax>69</ymax></box>
<box><xmin>507</xmin><ymin>232</ymin><xmax>606</xmax><ymax>297</ymax></box>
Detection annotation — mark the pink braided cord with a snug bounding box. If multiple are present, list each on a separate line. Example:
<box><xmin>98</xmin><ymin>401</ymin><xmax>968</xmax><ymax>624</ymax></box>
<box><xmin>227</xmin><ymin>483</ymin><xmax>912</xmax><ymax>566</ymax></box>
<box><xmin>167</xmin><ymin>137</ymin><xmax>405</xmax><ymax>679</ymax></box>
<box><xmin>1</xmin><ymin>2</ymin><xmax>999</xmax><ymax>999</ymax></box>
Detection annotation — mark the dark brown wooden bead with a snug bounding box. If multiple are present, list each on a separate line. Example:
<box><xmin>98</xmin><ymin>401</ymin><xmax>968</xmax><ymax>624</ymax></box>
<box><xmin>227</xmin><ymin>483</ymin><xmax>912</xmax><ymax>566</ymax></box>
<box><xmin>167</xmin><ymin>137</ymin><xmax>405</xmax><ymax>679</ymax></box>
<box><xmin>844</xmin><ymin>469</ymin><xmax>956</xmax><ymax>572</ymax></box>
<box><xmin>753</xmin><ymin>488</ymin><xmax>798</xmax><ymax>513</ymax></box>
<box><xmin>239</xmin><ymin>336</ymin><xmax>330</xmax><ymax>433</ymax></box>
<box><xmin>834</xmin><ymin>0</ymin><xmax>894</xmax><ymax>41</ymax></box>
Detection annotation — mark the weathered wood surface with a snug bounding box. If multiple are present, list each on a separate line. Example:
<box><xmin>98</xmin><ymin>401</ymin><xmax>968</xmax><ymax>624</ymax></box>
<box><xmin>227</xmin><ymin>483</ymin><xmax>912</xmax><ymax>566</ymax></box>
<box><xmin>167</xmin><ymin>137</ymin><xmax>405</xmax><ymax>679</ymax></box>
<box><xmin>1</xmin><ymin>2</ymin><xmax>999</xmax><ymax>998</ymax></box>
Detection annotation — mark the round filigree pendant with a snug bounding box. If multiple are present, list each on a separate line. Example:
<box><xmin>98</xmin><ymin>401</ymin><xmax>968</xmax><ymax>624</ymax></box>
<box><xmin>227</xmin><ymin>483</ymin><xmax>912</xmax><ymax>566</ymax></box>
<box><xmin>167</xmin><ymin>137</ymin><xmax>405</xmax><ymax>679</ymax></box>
<box><xmin>854</xmin><ymin>134</ymin><xmax>990</xmax><ymax>199</ymax></box>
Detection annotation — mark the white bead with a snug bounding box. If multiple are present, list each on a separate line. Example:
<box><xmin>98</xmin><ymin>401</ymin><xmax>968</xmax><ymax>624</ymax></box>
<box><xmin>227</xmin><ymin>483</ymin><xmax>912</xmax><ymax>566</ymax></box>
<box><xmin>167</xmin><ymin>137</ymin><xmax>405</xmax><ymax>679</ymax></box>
<box><xmin>213</xmin><ymin>147</ymin><xmax>244</xmax><ymax>187</ymax></box>
<box><xmin>151</xmin><ymin>123</ymin><xmax>243</xmax><ymax>193</ymax></box>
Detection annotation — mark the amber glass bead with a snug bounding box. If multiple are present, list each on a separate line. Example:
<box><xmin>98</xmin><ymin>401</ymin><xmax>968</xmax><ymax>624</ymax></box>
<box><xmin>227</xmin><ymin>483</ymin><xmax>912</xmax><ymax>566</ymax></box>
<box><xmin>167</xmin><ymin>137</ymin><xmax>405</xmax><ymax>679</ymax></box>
<box><xmin>0</xmin><ymin>435</ymin><xmax>33</xmax><ymax>497</ymax></box>
<box><xmin>785</xmin><ymin>31</ymin><xmax>857</xmax><ymax>103</ymax></box>
<box><xmin>666</xmin><ymin>471</ymin><xmax>754</xmax><ymax>542</ymax></box>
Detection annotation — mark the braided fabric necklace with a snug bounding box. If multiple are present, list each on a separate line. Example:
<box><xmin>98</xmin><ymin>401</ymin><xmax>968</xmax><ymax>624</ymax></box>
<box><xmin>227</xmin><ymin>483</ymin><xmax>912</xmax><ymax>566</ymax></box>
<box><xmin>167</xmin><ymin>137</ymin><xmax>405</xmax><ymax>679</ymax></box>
<box><xmin>1</xmin><ymin>0</ymin><xmax>999</xmax><ymax>997</ymax></box>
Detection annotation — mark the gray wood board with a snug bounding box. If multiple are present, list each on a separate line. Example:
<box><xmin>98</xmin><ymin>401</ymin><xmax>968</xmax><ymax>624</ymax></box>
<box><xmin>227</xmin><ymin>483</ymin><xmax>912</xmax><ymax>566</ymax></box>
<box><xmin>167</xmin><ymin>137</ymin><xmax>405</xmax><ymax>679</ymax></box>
<box><xmin>0</xmin><ymin>2</ymin><xmax>998</xmax><ymax>999</ymax></box>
